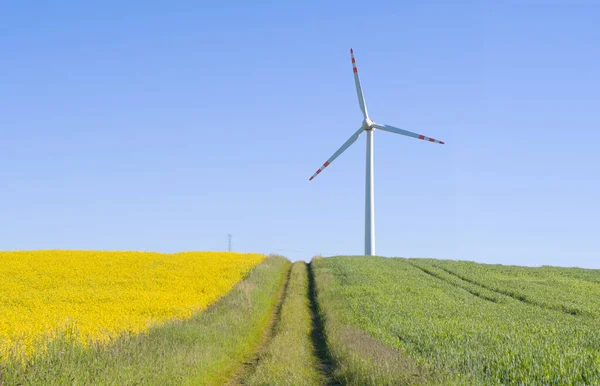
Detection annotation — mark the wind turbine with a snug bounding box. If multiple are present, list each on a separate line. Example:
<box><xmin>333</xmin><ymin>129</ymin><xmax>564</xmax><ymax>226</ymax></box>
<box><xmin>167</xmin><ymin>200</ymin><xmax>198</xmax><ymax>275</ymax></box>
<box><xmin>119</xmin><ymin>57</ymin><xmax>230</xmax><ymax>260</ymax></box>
<box><xmin>309</xmin><ymin>48</ymin><xmax>445</xmax><ymax>256</ymax></box>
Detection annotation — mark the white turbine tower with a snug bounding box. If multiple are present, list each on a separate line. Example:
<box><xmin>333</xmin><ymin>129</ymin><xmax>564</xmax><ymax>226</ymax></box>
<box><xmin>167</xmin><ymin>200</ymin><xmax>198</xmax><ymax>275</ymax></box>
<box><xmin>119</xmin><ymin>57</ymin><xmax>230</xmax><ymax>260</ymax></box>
<box><xmin>309</xmin><ymin>48</ymin><xmax>445</xmax><ymax>256</ymax></box>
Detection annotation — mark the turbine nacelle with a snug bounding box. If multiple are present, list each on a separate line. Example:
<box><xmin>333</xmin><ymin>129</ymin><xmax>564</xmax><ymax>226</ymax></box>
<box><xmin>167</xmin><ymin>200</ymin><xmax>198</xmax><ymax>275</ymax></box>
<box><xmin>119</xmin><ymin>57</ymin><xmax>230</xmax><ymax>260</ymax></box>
<box><xmin>362</xmin><ymin>118</ymin><xmax>375</xmax><ymax>131</ymax></box>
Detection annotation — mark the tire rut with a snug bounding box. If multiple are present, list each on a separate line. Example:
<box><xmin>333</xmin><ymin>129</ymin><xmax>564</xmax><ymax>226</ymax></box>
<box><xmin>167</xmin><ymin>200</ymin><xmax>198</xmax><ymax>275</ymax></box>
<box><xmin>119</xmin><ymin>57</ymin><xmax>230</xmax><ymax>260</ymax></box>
<box><xmin>408</xmin><ymin>261</ymin><xmax>499</xmax><ymax>303</ymax></box>
<box><xmin>431</xmin><ymin>263</ymin><xmax>585</xmax><ymax>316</ymax></box>
<box><xmin>226</xmin><ymin>264</ymin><xmax>292</xmax><ymax>385</ymax></box>
<box><xmin>307</xmin><ymin>261</ymin><xmax>339</xmax><ymax>386</ymax></box>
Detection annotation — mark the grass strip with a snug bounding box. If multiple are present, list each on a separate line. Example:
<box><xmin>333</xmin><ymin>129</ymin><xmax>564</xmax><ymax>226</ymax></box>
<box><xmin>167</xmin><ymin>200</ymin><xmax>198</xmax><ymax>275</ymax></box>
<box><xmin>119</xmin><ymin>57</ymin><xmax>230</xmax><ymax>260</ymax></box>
<box><xmin>311</xmin><ymin>257</ymin><xmax>434</xmax><ymax>385</ymax></box>
<box><xmin>1</xmin><ymin>255</ymin><xmax>290</xmax><ymax>385</ymax></box>
<box><xmin>244</xmin><ymin>262</ymin><xmax>325</xmax><ymax>386</ymax></box>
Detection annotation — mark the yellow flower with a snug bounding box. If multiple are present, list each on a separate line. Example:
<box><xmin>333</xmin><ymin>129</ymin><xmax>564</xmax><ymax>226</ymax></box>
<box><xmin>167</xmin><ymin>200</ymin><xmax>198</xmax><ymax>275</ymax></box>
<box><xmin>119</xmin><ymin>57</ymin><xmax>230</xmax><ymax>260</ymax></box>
<box><xmin>0</xmin><ymin>251</ymin><xmax>265</xmax><ymax>360</ymax></box>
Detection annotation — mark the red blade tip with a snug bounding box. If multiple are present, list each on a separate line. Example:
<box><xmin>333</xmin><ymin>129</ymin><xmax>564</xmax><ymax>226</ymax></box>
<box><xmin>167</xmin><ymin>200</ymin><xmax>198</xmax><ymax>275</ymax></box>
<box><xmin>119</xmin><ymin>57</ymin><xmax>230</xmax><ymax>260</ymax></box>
<box><xmin>350</xmin><ymin>48</ymin><xmax>353</xmax><ymax>54</ymax></box>
<box><xmin>440</xmin><ymin>141</ymin><xmax>445</xmax><ymax>145</ymax></box>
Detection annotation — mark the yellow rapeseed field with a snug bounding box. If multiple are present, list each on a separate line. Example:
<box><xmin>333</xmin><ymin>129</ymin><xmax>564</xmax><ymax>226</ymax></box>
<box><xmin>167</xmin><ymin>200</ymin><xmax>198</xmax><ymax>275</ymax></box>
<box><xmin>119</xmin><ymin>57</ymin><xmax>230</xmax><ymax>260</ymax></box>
<box><xmin>0</xmin><ymin>250</ymin><xmax>265</xmax><ymax>360</ymax></box>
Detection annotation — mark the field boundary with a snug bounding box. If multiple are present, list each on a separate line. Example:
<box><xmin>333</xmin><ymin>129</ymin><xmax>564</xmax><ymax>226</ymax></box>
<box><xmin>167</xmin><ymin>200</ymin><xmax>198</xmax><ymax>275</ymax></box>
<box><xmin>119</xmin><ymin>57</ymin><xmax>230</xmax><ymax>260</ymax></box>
<box><xmin>310</xmin><ymin>258</ymin><xmax>430</xmax><ymax>385</ymax></box>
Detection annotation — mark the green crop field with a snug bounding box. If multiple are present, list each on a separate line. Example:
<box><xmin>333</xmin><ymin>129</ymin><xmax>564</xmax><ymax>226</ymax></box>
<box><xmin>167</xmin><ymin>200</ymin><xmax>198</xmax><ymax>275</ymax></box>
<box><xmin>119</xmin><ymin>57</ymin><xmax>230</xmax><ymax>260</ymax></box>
<box><xmin>312</xmin><ymin>256</ymin><xmax>600</xmax><ymax>385</ymax></box>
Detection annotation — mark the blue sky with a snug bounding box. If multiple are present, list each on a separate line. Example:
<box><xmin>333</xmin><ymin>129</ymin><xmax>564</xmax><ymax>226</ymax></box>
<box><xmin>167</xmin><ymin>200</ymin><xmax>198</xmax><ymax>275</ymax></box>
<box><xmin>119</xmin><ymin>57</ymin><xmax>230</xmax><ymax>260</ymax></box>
<box><xmin>1</xmin><ymin>1</ymin><xmax>599</xmax><ymax>268</ymax></box>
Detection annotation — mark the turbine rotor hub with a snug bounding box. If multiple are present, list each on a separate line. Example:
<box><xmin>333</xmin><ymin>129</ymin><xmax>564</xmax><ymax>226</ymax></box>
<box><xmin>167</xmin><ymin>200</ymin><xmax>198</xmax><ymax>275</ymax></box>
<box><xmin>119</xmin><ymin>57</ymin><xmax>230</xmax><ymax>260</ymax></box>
<box><xmin>363</xmin><ymin>118</ymin><xmax>374</xmax><ymax>130</ymax></box>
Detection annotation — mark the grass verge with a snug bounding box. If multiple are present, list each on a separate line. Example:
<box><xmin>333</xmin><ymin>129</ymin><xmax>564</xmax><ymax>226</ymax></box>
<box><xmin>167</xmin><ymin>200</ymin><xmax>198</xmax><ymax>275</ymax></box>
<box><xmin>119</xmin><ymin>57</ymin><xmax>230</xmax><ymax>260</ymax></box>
<box><xmin>244</xmin><ymin>261</ymin><xmax>325</xmax><ymax>385</ymax></box>
<box><xmin>1</xmin><ymin>255</ymin><xmax>290</xmax><ymax>385</ymax></box>
<box><xmin>311</xmin><ymin>256</ymin><xmax>435</xmax><ymax>386</ymax></box>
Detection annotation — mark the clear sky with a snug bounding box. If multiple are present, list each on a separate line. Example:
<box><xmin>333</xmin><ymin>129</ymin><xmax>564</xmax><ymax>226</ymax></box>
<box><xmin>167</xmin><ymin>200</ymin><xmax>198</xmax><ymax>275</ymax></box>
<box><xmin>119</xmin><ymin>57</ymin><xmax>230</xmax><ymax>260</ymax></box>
<box><xmin>1</xmin><ymin>1</ymin><xmax>599</xmax><ymax>268</ymax></box>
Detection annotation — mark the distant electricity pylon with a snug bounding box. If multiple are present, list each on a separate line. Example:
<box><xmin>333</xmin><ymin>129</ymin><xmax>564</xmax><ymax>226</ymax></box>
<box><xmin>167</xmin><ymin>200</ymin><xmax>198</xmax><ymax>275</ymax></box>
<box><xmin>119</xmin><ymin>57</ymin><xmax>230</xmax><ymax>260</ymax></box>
<box><xmin>227</xmin><ymin>233</ymin><xmax>232</xmax><ymax>252</ymax></box>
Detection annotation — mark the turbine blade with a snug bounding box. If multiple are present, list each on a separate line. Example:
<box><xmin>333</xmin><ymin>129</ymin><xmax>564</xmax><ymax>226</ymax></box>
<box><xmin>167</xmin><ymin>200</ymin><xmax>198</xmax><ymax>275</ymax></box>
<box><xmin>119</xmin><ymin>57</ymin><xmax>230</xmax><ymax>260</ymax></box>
<box><xmin>373</xmin><ymin>123</ymin><xmax>445</xmax><ymax>145</ymax></box>
<box><xmin>350</xmin><ymin>48</ymin><xmax>369</xmax><ymax>120</ymax></box>
<box><xmin>309</xmin><ymin>127</ymin><xmax>364</xmax><ymax>181</ymax></box>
